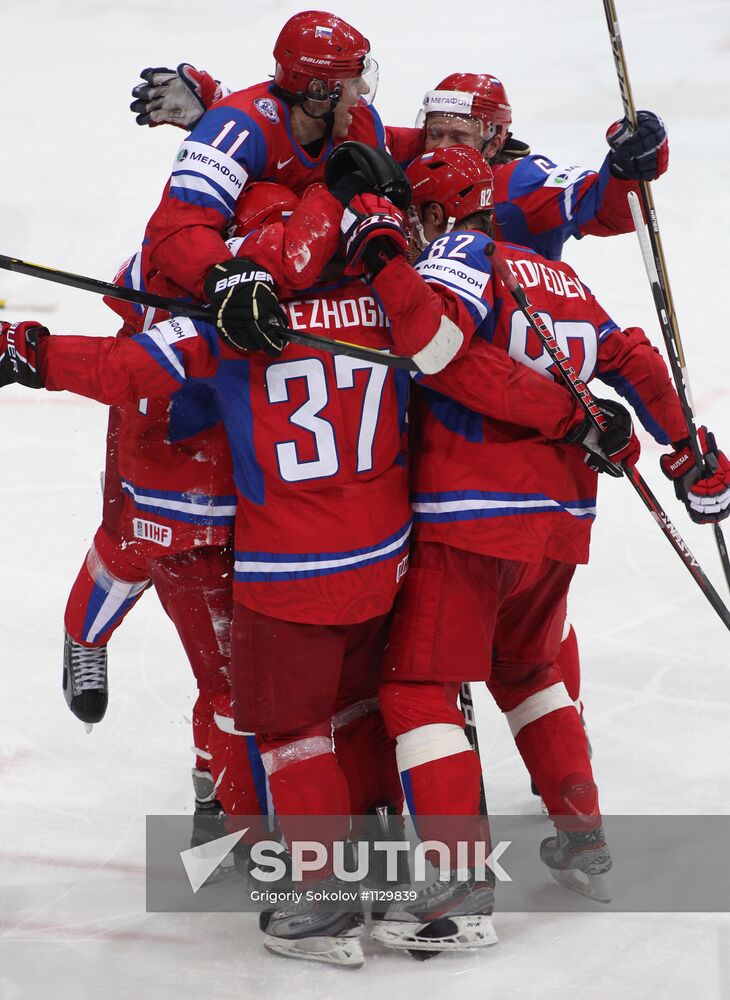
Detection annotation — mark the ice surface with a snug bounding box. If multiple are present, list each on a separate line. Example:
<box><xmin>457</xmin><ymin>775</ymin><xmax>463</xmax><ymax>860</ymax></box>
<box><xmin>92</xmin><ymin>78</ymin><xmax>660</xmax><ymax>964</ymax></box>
<box><xmin>2</xmin><ymin>1</ymin><xmax>730</xmax><ymax>997</ymax></box>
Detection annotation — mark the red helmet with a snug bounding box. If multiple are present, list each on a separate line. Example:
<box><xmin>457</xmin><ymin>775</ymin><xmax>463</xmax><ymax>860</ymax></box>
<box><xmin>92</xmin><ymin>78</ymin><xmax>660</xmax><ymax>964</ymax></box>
<box><xmin>406</xmin><ymin>146</ymin><xmax>495</xmax><ymax>226</ymax></box>
<box><xmin>273</xmin><ymin>11</ymin><xmax>374</xmax><ymax>104</ymax></box>
<box><xmin>227</xmin><ymin>182</ymin><xmax>299</xmax><ymax>239</ymax></box>
<box><xmin>420</xmin><ymin>73</ymin><xmax>512</xmax><ymax>150</ymax></box>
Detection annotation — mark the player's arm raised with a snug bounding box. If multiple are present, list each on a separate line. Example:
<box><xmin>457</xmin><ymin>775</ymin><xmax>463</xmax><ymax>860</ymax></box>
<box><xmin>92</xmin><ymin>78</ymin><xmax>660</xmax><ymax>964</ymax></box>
<box><xmin>130</xmin><ymin>64</ymin><xmax>230</xmax><ymax>130</ymax></box>
<box><xmin>499</xmin><ymin>111</ymin><xmax>667</xmax><ymax>247</ymax></box>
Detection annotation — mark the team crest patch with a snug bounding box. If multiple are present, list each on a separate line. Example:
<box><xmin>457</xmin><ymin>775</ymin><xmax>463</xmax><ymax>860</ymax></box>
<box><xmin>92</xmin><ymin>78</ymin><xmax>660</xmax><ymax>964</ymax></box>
<box><xmin>254</xmin><ymin>98</ymin><xmax>280</xmax><ymax>123</ymax></box>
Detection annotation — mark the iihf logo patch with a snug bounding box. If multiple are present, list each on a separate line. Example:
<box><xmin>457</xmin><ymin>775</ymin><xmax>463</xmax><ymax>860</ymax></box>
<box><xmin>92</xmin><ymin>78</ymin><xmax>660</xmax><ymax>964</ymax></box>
<box><xmin>133</xmin><ymin>518</ymin><xmax>172</xmax><ymax>547</ymax></box>
<box><xmin>254</xmin><ymin>98</ymin><xmax>280</xmax><ymax>124</ymax></box>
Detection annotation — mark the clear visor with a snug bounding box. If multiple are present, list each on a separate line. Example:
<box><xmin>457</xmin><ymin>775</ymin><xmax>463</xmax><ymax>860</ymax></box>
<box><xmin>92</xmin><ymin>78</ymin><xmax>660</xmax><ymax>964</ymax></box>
<box><xmin>407</xmin><ymin>205</ymin><xmax>428</xmax><ymax>255</ymax></box>
<box><xmin>357</xmin><ymin>55</ymin><xmax>379</xmax><ymax>105</ymax></box>
<box><xmin>304</xmin><ymin>55</ymin><xmax>379</xmax><ymax>108</ymax></box>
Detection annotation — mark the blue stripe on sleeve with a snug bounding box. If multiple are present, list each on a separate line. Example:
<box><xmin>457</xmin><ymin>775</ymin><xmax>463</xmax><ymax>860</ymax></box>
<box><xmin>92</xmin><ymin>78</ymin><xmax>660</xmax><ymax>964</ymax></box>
<box><xmin>597</xmin><ymin>371</ymin><xmax>672</xmax><ymax>445</ymax></box>
<box><xmin>136</xmin><ymin>332</ymin><xmax>187</xmax><ymax>385</ymax></box>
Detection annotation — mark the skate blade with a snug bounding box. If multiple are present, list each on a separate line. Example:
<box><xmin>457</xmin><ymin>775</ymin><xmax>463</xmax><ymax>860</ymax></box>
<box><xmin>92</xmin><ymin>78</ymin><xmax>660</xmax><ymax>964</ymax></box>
<box><xmin>549</xmin><ymin>867</ymin><xmax>611</xmax><ymax>903</ymax></box>
<box><xmin>264</xmin><ymin>932</ymin><xmax>364</xmax><ymax>968</ymax></box>
<box><xmin>371</xmin><ymin>915</ymin><xmax>498</xmax><ymax>952</ymax></box>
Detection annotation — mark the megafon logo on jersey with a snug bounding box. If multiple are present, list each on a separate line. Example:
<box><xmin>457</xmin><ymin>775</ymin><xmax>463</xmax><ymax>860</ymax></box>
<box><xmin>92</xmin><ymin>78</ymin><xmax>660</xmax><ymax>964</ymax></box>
<box><xmin>254</xmin><ymin>98</ymin><xmax>280</xmax><ymax>124</ymax></box>
<box><xmin>133</xmin><ymin>518</ymin><xmax>172</xmax><ymax>547</ymax></box>
<box><xmin>550</xmin><ymin>171</ymin><xmax>571</xmax><ymax>187</ymax></box>
<box><xmin>177</xmin><ymin>147</ymin><xmax>189</xmax><ymax>162</ymax></box>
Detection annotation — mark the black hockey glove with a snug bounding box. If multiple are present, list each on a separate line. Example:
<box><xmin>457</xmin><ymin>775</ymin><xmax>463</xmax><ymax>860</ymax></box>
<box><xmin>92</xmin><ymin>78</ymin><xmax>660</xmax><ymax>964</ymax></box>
<box><xmin>660</xmin><ymin>429</ymin><xmax>730</xmax><ymax>524</ymax></box>
<box><xmin>564</xmin><ymin>398</ymin><xmax>640</xmax><ymax>476</ymax></box>
<box><xmin>130</xmin><ymin>64</ymin><xmax>228</xmax><ymax>129</ymax></box>
<box><xmin>606</xmin><ymin>110</ymin><xmax>668</xmax><ymax>181</ymax></box>
<box><xmin>325</xmin><ymin>141</ymin><xmax>412</xmax><ymax>210</ymax></box>
<box><xmin>203</xmin><ymin>259</ymin><xmax>289</xmax><ymax>357</ymax></box>
<box><xmin>0</xmin><ymin>321</ymin><xmax>48</xmax><ymax>388</ymax></box>
<box><xmin>339</xmin><ymin>193</ymin><xmax>409</xmax><ymax>278</ymax></box>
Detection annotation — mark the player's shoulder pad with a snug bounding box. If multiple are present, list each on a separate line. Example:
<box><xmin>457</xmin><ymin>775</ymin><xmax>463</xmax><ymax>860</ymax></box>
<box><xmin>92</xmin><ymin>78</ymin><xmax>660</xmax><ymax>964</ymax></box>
<box><xmin>414</xmin><ymin>230</ymin><xmax>493</xmax><ymax>305</ymax></box>
<box><xmin>184</xmin><ymin>101</ymin><xmax>268</xmax><ymax>177</ymax></box>
<box><xmin>508</xmin><ymin>154</ymin><xmax>592</xmax><ymax>199</ymax></box>
<box><xmin>416</xmin><ymin>229</ymin><xmax>493</xmax><ymax>270</ymax></box>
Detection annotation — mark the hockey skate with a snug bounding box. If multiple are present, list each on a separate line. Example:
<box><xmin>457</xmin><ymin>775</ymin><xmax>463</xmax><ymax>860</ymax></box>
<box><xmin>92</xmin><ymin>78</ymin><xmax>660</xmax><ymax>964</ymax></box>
<box><xmin>540</xmin><ymin>825</ymin><xmax>612</xmax><ymax>902</ymax></box>
<box><xmin>260</xmin><ymin>874</ymin><xmax>365</xmax><ymax>968</ymax></box>
<box><xmin>188</xmin><ymin>769</ymin><xmax>239</xmax><ymax>886</ymax></box>
<box><xmin>370</xmin><ymin>871</ymin><xmax>497</xmax><ymax>953</ymax></box>
<box><xmin>62</xmin><ymin>630</ymin><xmax>108</xmax><ymax>729</ymax></box>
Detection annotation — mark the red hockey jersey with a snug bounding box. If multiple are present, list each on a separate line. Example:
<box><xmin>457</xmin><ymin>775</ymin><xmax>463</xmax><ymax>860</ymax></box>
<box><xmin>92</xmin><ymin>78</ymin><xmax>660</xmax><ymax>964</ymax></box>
<box><xmin>142</xmin><ymin>81</ymin><xmax>422</xmax><ymax>300</ymax></box>
<box><xmin>491</xmin><ymin>154</ymin><xmax>641</xmax><ymax>260</ymax></box>
<box><xmin>104</xmin><ymin>252</ymin><xmax>235</xmax><ymax>556</ymax></box>
<box><xmin>372</xmin><ymin>232</ymin><xmax>687</xmax><ymax>566</ymax></box>
<box><xmin>39</xmin><ymin>280</ymin><xmax>412</xmax><ymax>626</ymax></box>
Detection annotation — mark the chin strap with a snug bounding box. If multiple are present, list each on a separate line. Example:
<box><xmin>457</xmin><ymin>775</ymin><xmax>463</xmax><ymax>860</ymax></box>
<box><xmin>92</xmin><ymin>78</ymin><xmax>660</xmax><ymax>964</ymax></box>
<box><xmin>407</xmin><ymin>210</ymin><xmax>456</xmax><ymax>256</ymax></box>
<box><xmin>295</xmin><ymin>80</ymin><xmax>342</xmax><ymax>136</ymax></box>
<box><xmin>298</xmin><ymin>102</ymin><xmax>336</xmax><ymax>136</ymax></box>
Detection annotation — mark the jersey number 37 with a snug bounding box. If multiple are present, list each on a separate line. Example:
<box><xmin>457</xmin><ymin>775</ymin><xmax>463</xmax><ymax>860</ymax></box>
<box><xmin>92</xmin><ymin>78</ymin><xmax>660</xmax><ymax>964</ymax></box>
<box><xmin>265</xmin><ymin>356</ymin><xmax>389</xmax><ymax>482</ymax></box>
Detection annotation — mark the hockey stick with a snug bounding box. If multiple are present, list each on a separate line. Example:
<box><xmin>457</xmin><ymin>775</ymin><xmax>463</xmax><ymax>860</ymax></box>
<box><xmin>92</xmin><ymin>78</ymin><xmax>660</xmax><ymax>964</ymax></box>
<box><xmin>458</xmin><ymin>683</ymin><xmax>488</xmax><ymax>817</ymax></box>
<box><xmin>602</xmin><ymin>0</ymin><xmax>730</xmax><ymax>592</ymax></box>
<box><xmin>487</xmin><ymin>242</ymin><xmax>730</xmax><ymax>632</ymax></box>
<box><xmin>0</xmin><ymin>253</ymin><xmax>419</xmax><ymax>372</ymax></box>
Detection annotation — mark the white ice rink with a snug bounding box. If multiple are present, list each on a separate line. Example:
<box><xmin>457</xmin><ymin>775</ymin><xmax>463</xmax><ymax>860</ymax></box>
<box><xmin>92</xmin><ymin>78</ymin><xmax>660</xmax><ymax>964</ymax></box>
<box><xmin>2</xmin><ymin>1</ymin><xmax>730</xmax><ymax>997</ymax></box>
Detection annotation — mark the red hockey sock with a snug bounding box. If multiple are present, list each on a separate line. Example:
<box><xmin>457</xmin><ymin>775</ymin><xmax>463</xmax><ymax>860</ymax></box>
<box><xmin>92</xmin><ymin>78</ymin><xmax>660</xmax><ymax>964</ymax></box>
<box><xmin>192</xmin><ymin>689</ymin><xmax>215</xmax><ymax>773</ymax></box>
<box><xmin>258</xmin><ymin>728</ymin><xmax>351</xmax><ymax>876</ymax></box>
<box><xmin>205</xmin><ymin>693</ymin><xmax>269</xmax><ymax>816</ymax></box>
<box><xmin>380</xmin><ymin>680</ymin><xmax>486</xmax><ymax>852</ymax></box>
<box><xmin>333</xmin><ymin>698</ymin><xmax>402</xmax><ymax>815</ymax></box>
<box><xmin>508</xmin><ymin>697</ymin><xmax>599</xmax><ymax>826</ymax></box>
<box><xmin>556</xmin><ymin>622</ymin><xmax>581</xmax><ymax>705</ymax></box>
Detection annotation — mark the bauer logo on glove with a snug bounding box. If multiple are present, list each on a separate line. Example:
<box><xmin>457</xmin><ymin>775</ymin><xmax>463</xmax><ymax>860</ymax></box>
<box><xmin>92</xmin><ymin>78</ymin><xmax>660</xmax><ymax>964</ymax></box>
<box><xmin>203</xmin><ymin>258</ymin><xmax>289</xmax><ymax>357</ymax></box>
<box><xmin>0</xmin><ymin>320</ymin><xmax>48</xmax><ymax>388</ymax></box>
<box><xmin>213</xmin><ymin>268</ymin><xmax>276</xmax><ymax>296</ymax></box>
